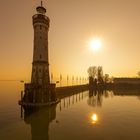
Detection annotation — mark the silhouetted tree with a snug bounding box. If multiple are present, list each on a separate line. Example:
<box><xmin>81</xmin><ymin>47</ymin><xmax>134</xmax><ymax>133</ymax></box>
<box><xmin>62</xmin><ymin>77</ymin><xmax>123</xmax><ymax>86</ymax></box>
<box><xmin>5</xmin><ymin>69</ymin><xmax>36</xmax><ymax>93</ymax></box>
<box><xmin>104</xmin><ymin>74</ymin><xmax>109</xmax><ymax>83</ymax></box>
<box><xmin>87</xmin><ymin>66</ymin><xmax>97</xmax><ymax>79</ymax></box>
<box><xmin>97</xmin><ymin>66</ymin><xmax>104</xmax><ymax>84</ymax></box>
<box><xmin>137</xmin><ymin>71</ymin><xmax>140</xmax><ymax>77</ymax></box>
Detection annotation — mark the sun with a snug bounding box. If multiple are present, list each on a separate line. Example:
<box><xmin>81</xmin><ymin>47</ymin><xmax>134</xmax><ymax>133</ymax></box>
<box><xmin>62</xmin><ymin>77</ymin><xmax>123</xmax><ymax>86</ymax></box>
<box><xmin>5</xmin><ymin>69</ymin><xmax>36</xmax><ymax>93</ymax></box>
<box><xmin>89</xmin><ymin>39</ymin><xmax>102</xmax><ymax>51</ymax></box>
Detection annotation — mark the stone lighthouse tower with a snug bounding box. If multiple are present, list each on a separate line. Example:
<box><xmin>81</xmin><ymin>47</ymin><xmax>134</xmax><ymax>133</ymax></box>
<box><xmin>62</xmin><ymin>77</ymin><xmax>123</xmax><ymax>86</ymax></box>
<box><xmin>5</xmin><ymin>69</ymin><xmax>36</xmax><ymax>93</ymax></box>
<box><xmin>31</xmin><ymin>1</ymin><xmax>50</xmax><ymax>87</ymax></box>
<box><xmin>19</xmin><ymin>1</ymin><xmax>57</xmax><ymax>105</ymax></box>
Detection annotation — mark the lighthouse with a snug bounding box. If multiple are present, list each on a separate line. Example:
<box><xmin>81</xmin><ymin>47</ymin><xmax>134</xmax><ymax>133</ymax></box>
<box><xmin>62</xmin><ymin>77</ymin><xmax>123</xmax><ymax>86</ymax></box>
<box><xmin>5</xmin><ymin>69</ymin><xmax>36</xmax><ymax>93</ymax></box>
<box><xmin>31</xmin><ymin>1</ymin><xmax>50</xmax><ymax>87</ymax></box>
<box><xmin>21</xmin><ymin>1</ymin><xmax>57</xmax><ymax>105</ymax></box>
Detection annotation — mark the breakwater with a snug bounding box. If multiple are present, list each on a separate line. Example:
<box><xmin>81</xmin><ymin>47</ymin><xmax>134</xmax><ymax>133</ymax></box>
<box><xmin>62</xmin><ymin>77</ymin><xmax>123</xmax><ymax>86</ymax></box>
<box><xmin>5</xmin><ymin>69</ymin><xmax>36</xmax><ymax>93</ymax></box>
<box><xmin>56</xmin><ymin>84</ymin><xmax>89</xmax><ymax>99</ymax></box>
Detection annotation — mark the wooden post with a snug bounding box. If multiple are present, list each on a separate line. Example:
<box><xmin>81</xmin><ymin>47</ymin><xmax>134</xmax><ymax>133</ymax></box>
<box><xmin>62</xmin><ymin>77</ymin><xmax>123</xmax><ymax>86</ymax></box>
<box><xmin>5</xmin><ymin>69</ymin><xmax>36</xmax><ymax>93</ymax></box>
<box><xmin>21</xmin><ymin>91</ymin><xmax>23</xmax><ymax>101</ymax></box>
<box><xmin>59</xmin><ymin>100</ymin><xmax>62</xmax><ymax>111</ymax></box>
<box><xmin>21</xmin><ymin>105</ymin><xmax>23</xmax><ymax>118</ymax></box>
<box><xmin>33</xmin><ymin>90</ymin><xmax>35</xmax><ymax>103</ymax></box>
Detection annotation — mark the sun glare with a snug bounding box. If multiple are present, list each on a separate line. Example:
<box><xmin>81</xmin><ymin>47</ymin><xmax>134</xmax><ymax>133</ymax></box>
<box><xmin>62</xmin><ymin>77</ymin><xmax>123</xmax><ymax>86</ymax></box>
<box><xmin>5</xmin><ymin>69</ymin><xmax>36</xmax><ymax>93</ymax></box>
<box><xmin>91</xmin><ymin>113</ymin><xmax>98</xmax><ymax>124</ymax></box>
<box><xmin>89</xmin><ymin>39</ymin><xmax>102</xmax><ymax>51</ymax></box>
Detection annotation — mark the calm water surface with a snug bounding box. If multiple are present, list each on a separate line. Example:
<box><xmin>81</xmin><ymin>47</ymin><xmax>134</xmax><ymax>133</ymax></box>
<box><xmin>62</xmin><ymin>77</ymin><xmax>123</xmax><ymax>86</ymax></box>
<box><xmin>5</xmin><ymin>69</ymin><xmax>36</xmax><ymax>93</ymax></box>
<box><xmin>0</xmin><ymin>82</ymin><xmax>140</xmax><ymax>140</ymax></box>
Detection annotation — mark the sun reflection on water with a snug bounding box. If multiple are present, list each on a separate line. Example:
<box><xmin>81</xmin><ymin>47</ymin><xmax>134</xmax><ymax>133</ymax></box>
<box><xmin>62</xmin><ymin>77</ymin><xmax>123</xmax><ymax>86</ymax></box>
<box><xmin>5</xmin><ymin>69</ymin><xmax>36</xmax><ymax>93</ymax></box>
<box><xmin>91</xmin><ymin>113</ymin><xmax>98</xmax><ymax>124</ymax></box>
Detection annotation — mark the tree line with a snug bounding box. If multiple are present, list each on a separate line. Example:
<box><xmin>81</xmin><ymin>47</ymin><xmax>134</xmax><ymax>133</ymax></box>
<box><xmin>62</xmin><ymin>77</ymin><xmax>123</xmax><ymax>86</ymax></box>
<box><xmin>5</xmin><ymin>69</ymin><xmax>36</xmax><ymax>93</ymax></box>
<box><xmin>87</xmin><ymin>66</ymin><xmax>113</xmax><ymax>86</ymax></box>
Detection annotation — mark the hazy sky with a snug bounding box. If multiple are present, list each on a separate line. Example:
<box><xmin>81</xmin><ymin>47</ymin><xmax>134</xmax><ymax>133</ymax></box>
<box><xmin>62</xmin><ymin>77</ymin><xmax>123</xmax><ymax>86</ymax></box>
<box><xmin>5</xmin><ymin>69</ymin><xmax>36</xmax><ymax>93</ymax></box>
<box><xmin>1</xmin><ymin>0</ymin><xmax>140</xmax><ymax>81</ymax></box>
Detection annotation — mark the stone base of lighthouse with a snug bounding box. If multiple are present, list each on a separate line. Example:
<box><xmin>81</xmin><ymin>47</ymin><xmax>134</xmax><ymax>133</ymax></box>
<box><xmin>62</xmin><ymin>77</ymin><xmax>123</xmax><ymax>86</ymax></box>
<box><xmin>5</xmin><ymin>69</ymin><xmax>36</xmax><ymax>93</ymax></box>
<box><xmin>19</xmin><ymin>83</ymin><xmax>59</xmax><ymax>107</ymax></box>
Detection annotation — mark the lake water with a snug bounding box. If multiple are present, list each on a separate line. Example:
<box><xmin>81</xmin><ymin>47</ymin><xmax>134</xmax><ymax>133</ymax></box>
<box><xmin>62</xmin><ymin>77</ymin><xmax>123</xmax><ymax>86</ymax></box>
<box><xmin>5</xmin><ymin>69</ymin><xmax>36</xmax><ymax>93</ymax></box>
<box><xmin>0</xmin><ymin>82</ymin><xmax>140</xmax><ymax>140</ymax></box>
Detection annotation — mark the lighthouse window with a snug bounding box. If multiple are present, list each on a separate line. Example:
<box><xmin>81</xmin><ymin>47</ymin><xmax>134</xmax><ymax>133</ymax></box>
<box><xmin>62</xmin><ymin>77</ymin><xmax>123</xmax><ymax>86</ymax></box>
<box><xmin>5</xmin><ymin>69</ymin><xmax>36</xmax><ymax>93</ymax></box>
<box><xmin>40</xmin><ymin>36</ymin><xmax>42</xmax><ymax>39</ymax></box>
<box><xmin>40</xmin><ymin>25</ymin><xmax>42</xmax><ymax>30</ymax></box>
<box><xmin>40</xmin><ymin>55</ymin><xmax>42</xmax><ymax>59</ymax></box>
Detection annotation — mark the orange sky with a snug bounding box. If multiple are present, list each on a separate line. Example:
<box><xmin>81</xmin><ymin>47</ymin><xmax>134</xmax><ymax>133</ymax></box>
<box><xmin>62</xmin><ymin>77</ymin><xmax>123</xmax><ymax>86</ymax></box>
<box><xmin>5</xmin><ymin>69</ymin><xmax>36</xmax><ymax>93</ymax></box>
<box><xmin>0</xmin><ymin>0</ymin><xmax>140</xmax><ymax>81</ymax></box>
